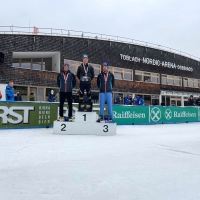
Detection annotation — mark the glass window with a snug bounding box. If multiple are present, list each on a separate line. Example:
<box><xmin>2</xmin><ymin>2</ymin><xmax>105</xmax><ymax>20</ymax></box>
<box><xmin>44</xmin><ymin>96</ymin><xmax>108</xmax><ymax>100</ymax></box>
<box><xmin>152</xmin><ymin>77</ymin><xmax>159</xmax><ymax>83</ymax></box>
<box><xmin>188</xmin><ymin>79</ymin><xmax>193</xmax><ymax>87</ymax></box>
<box><xmin>113</xmin><ymin>93</ymin><xmax>123</xmax><ymax>104</ymax></box>
<box><xmin>114</xmin><ymin>72</ymin><xmax>123</xmax><ymax>80</ymax></box>
<box><xmin>124</xmin><ymin>73</ymin><xmax>132</xmax><ymax>80</ymax></box>
<box><xmin>135</xmin><ymin>74</ymin><xmax>142</xmax><ymax>81</ymax></box>
<box><xmin>167</xmin><ymin>76</ymin><xmax>174</xmax><ymax>85</ymax></box>
<box><xmin>21</xmin><ymin>58</ymin><xmax>31</xmax><ymax>69</ymax></box>
<box><xmin>183</xmin><ymin>79</ymin><xmax>188</xmax><ymax>87</ymax></box>
<box><xmin>37</xmin><ymin>88</ymin><xmax>44</xmax><ymax>101</ymax></box>
<box><xmin>194</xmin><ymin>80</ymin><xmax>199</xmax><ymax>88</ymax></box>
<box><xmin>144</xmin><ymin>75</ymin><xmax>151</xmax><ymax>82</ymax></box>
<box><xmin>135</xmin><ymin>71</ymin><xmax>142</xmax><ymax>75</ymax></box>
<box><xmin>43</xmin><ymin>58</ymin><xmax>52</xmax><ymax>71</ymax></box>
<box><xmin>91</xmin><ymin>63</ymin><xmax>101</xmax><ymax>77</ymax></box>
<box><xmin>12</xmin><ymin>58</ymin><xmax>20</xmax><ymax>67</ymax></box>
<box><xmin>162</xmin><ymin>76</ymin><xmax>167</xmax><ymax>84</ymax></box>
<box><xmin>124</xmin><ymin>69</ymin><xmax>132</xmax><ymax>80</ymax></box>
<box><xmin>32</xmin><ymin>58</ymin><xmax>42</xmax><ymax>70</ymax></box>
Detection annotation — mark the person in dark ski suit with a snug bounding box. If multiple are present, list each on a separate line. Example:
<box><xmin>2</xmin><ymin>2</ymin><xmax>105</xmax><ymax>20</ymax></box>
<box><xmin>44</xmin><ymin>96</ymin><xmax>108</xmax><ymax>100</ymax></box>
<box><xmin>97</xmin><ymin>62</ymin><xmax>114</xmax><ymax>121</ymax></box>
<box><xmin>187</xmin><ymin>95</ymin><xmax>195</xmax><ymax>106</ymax></box>
<box><xmin>57</xmin><ymin>63</ymin><xmax>76</xmax><ymax>121</ymax></box>
<box><xmin>195</xmin><ymin>95</ymin><xmax>200</xmax><ymax>106</ymax></box>
<box><xmin>77</xmin><ymin>54</ymin><xmax>94</xmax><ymax>102</ymax></box>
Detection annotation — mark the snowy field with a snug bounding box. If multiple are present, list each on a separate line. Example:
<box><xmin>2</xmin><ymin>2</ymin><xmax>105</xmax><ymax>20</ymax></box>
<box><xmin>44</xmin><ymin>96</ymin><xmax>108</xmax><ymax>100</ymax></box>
<box><xmin>0</xmin><ymin>123</ymin><xmax>200</xmax><ymax>200</ymax></box>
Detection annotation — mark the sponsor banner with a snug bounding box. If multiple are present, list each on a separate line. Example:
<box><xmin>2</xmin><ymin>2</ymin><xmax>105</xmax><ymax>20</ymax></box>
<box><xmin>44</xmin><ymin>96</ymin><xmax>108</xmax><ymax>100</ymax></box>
<box><xmin>149</xmin><ymin>106</ymin><xmax>162</xmax><ymax>123</ymax></box>
<box><xmin>113</xmin><ymin>105</ymin><xmax>148</xmax><ymax>124</ymax></box>
<box><xmin>162</xmin><ymin>106</ymin><xmax>199</xmax><ymax>123</ymax></box>
<box><xmin>0</xmin><ymin>102</ymin><xmax>200</xmax><ymax>128</ymax></box>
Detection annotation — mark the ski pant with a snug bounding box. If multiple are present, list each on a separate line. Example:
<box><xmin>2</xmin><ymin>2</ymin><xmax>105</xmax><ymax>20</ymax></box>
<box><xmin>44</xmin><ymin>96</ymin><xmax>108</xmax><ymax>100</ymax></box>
<box><xmin>59</xmin><ymin>92</ymin><xmax>72</xmax><ymax>118</ymax></box>
<box><xmin>79</xmin><ymin>83</ymin><xmax>91</xmax><ymax>98</ymax></box>
<box><xmin>99</xmin><ymin>92</ymin><xmax>113</xmax><ymax>119</ymax></box>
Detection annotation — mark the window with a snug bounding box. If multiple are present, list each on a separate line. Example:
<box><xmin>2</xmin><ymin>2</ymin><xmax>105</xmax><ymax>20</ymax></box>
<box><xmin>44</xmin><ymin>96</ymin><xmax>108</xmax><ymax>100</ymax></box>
<box><xmin>43</xmin><ymin>58</ymin><xmax>52</xmax><ymax>71</ymax></box>
<box><xmin>21</xmin><ymin>58</ymin><xmax>31</xmax><ymax>69</ymax></box>
<box><xmin>114</xmin><ymin>68</ymin><xmax>123</xmax><ymax>80</ymax></box>
<box><xmin>64</xmin><ymin>60</ymin><xmax>101</xmax><ymax>77</ymax></box>
<box><xmin>174</xmin><ymin>76</ymin><xmax>182</xmax><ymax>86</ymax></box>
<box><xmin>124</xmin><ymin>69</ymin><xmax>132</xmax><ymax>80</ymax></box>
<box><xmin>135</xmin><ymin>70</ymin><xmax>159</xmax><ymax>83</ymax></box>
<box><xmin>13</xmin><ymin>58</ymin><xmax>20</xmax><ymax>67</ymax></box>
<box><xmin>91</xmin><ymin>63</ymin><xmax>101</xmax><ymax>77</ymax></box>
<box><xmin>135</xmin><ymin>71</ymin><xmax>143</xmax><ymax>82</ymax></box>
<box><xmin>183</xmin><ymin>77</ymin><xmax>200</xmax><ymax>88</ymax></box>
<box><xmin>12</xmin><ymin>57</ymin><xmax>53</xmax><ymax>71</ymax></box>
<box><xmin>161</xmin><ymin>74</ymin><xmax>182</xmax><ymax>86</ymax></box>
<box><xmin>32</xmin><ymin>58</ymin><xmax>42</xmax><ymax>70</ymax></box>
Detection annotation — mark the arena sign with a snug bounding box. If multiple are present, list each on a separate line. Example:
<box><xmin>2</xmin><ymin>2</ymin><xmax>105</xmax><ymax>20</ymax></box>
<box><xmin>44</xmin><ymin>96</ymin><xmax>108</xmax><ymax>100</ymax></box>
<box><xmin>120</xmin><ymin>54</ymin><xmax>194</xmax><ymax>72</ymax></box>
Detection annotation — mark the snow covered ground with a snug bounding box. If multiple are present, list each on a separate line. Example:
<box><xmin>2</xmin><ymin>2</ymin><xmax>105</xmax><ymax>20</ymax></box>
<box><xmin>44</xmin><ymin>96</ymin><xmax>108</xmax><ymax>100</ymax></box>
<box><xmin>0</xmin><ymin>123</ymin><xmax>200</xmax><ymax>200</ymax></box>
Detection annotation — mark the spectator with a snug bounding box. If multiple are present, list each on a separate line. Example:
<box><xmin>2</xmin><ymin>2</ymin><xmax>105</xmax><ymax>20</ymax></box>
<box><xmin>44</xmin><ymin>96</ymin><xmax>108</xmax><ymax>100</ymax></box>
<box><xmin>0</xmin><ymin>90</ymin><xmax>2</xmax><ymax>100</ymax></box>
<box><xmin>5</xmin><ymin>81</ymin><xmax>16</xmax><ymax>101</ymax></box>
<box><xmin>195</xmin><ymin>95</ymin><xmax>200</xmax><ymax>106</ymax></box>
<box><xmin>29</xmin><ymin>90</ymin><xmax>35</xmax><ymax>101</ymax></box>
<box><xmin>48</xmin><ymin>90</ymin><xmax>56</xmax><ymax>102</ymax></box>
<box><xmin>135</xmin><ymin>95</ymin><xmax>145</xmax><ymax>106</ymax></box>
<box><xmin>15</xmin><ymin>91</ymin><xmax>22</xmax><ymax>101</ymax></box>
<box><xmin>187</xmin><ymin>95</ymin><xmax>195</xmax><ymax>106</ymax></box>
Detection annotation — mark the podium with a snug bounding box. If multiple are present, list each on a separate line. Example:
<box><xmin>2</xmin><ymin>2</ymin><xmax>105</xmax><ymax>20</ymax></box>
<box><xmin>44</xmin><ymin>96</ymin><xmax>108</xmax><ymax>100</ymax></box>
<box><xmin>53</xmin><ymin>111</ymin><xmax>116</xmax><ymax>136</ymax></box>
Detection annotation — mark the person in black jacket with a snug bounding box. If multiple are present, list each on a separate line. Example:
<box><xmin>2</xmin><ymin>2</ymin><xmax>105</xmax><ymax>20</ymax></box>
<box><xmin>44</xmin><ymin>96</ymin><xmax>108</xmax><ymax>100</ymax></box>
<box><xmin>77</xmin><ymin>54</ymin><xmax>94</xmax><ymax>102</ymax></box>
<box><xmin>97</xmin><ymin>62</ymin><xmax>114</xmax><ymax>121</ymax></box>
<box><xmin>187</xmin><ymin>95</ymin><xmax>195</xmax><ymax>106</ymax></box>
<box><xmin>14</xmin><ymin>91</ymin><xmax>22</xmax><ymax>101</ymax></box>
<box><xmin>196</xmin><ymin>95</ymin><xmax>200</xmax><ymax>106</ymax></box>
<box><xmin>57</xmin><ymin>63</ymin><xmax>76</xmax><ymax>121</ymax></box>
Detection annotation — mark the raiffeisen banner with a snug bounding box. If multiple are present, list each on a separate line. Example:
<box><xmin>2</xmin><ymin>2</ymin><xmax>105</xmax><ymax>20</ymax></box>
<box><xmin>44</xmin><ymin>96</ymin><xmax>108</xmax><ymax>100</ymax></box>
<box><xmin>0</xmin><ymin>102</ymin><xmax>200</xmax><ymax>128</ymax></box>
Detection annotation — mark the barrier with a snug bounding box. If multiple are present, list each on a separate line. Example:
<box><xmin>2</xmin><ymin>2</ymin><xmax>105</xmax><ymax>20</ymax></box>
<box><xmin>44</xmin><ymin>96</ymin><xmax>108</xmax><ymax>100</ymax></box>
<box><xmin>0</xmin><ymin>101</ymin><xmax>200</xmax><ymax>129</ymax></box>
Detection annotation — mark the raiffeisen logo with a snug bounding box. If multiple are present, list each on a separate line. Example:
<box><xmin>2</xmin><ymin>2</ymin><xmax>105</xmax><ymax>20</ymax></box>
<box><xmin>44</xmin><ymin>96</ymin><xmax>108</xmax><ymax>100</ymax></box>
<box><xmin>174</xmin><ymin>111</ymin><xmax>196</xmax><ymax>118</ymax></box>
<box><xmin>113</xmin><ymin>111</ymin><xmax>145</xmax><ymax>119</ymax></box>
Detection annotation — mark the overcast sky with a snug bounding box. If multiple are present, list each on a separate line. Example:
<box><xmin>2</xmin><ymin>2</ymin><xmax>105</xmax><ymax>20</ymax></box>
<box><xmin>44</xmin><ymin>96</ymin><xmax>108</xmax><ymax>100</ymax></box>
<box><xmin>1</xmin><ymin>0</ymin><xmax>200</xmax><ymax>59</ymax></box>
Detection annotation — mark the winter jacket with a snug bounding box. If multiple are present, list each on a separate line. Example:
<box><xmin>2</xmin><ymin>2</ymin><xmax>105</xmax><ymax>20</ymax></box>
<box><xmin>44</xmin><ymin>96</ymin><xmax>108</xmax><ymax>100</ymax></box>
<box><xmin>48</xmin><ymin>93</ymin><xmax>56</xmax><ymax>102</ymax></box>
<box><xmin>77</xmin><ymin>63</ymin><xmax>94</xmax><ymax>83</ymax></box>
<box><xmin>97</xmin><ymin>71</ymin><xmax>114</xmax><ymax>93</ymax></box>
<box><xmin>195</xmin><ymin>98</ymin><xmax>200</xmax><ymax>106</ymax></box>
<box><xmin>5</xmin><ymin>85</ymin><xmax>14</xmax><ymax>101</ymax></box>
<box><xmin>57</xmin><ymin>70</ymin><xmax>76</xmax><ymax>93</ymax></box>
<box><xmin>187</xmin><ymin>98</ymin><xmax>195</xmax><ymax>106</ymax></box>
<box><xmin>29</xmin><ymin>93</ymin><xmax>35</xmax><ymax>101</ymax></box>
<box><xmin>135</xmin><ymin>97</ymin><xmax>145</xmax><ymax>106</ymax></box>
<box><xmin>15</xmin><ymin>94</ymin><xmax>22</xmax><ymax>101</ymax></box>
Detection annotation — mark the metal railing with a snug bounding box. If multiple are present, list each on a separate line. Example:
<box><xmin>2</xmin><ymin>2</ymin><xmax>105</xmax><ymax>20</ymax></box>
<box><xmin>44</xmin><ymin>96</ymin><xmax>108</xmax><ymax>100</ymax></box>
<box><xmin>0</xmin><ymin>25</ymin><xmax>199</xmax><ymax>62</ymax></box>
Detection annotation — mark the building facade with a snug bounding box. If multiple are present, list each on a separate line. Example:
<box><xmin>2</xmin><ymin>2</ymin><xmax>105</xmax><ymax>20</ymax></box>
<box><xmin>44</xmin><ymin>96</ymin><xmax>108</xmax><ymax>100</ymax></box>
<box><xmin>0</xmin><ymin>29</ymin><xmax>200</xmax><ymax>105</ymax></box>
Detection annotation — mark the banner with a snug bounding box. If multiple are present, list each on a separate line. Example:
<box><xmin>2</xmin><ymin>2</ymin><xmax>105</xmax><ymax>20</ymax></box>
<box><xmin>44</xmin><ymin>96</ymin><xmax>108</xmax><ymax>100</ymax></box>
<box><xmin>0</xmin><ymin>101</ymin><xmax>200</xmax><ymax>128</ymax></box>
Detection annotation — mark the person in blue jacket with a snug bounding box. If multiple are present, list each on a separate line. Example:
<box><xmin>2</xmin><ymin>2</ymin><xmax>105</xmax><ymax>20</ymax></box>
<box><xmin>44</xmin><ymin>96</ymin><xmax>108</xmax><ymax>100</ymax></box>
<box><xmin>97</xmin><ymin>62</ymin><xmax>115</xmax><ymax>121</ymax></box>
<box><xmin>135</xmin><ymin>94</ymin><xmax>145</xmax><ymax>106</ymax></box>
<box><xmin>5</xmin><ymin>81</ymin><xmax>16</xmax><ymax>101</ymax></box>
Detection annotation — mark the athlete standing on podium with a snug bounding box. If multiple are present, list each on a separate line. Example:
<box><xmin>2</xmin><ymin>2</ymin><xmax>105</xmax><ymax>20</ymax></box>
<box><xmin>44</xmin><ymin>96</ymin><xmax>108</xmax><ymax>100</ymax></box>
<box><xmin>77</xmin><ymin>54</ymin><xmax>94</xmax><ymax>102</ymax></box>
<box><xmin>57</xmin><ymin>63</ymin><xmax>76</xmax><ymax>121</ymax></box>
<box><xmin>97</xmin><ymin>62</ymin><xmax>115</xmax><ymax>121</ymax></box>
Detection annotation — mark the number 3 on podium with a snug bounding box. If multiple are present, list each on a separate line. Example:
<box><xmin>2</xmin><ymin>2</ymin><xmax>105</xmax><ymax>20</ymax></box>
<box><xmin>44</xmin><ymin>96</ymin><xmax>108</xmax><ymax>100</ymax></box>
<box><xmin>103</xmin><ymin>125</ymin><xmax>108</xmax><ymax>132</ymax></box>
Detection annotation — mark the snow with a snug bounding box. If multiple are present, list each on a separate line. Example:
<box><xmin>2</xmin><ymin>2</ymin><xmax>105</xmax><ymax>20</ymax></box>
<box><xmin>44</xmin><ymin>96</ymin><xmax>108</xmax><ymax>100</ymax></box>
<box><xmin>0</xmin><ymin>123</ymin><xmax>200</xmax><ymax>200</ymax></box>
